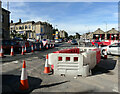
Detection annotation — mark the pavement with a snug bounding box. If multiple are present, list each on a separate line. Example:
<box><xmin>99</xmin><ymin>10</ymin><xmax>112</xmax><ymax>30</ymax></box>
<box><xmin>1</xmin><ymin>42</ymin><xmax>120</xmax><ymax>93</ymax></box>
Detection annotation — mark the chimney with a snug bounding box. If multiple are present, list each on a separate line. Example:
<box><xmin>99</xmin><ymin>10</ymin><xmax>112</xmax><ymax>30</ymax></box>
<box><xmin>112</xmin><ymin>28</ymin><xmax>115</xmax><ymax>30</ymax></box>
<box><xmin>19</xmin><ymin>19</ymin><xmax>21</xmax><ymax>23</ymax></box>
<box><xmin>11</xmin><ymin>20</ymin><xmax>13</xmax><ymax>23</ymax></box>
<box><xmin>98</xmin><ymin>28</ymin><xmax>100</xmax><ymax>30</ymax></box>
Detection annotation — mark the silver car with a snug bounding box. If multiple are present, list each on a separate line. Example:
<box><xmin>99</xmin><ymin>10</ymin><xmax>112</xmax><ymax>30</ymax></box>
<box><xmin>101</xmin><ymin>42</ymin><xmax>120</xmax><ymax>55</ymax></box>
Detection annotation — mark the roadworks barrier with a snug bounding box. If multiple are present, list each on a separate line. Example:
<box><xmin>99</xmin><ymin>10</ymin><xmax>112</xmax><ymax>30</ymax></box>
<box><xmin>47</xmin><ymin>47</ymin><xmax>101</xmax><ymax>77</ymax></box>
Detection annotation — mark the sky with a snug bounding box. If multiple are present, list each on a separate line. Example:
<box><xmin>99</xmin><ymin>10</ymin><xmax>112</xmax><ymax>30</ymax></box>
<box><xmin>2</xmin><ymin>2</ymin><xmax>118</xmax><ymax>35</ymax></box>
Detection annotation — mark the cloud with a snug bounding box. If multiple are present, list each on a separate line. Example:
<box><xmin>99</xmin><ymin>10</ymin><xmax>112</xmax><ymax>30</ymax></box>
<box><xmin>53</xmin><ymin>22</ymin><xmax>118</xmax><ymax>35</ymax></box>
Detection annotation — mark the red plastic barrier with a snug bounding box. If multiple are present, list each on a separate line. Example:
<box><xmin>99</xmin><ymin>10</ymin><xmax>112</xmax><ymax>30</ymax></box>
<box><xmin>53</xmin><ymin>48</ymin><xmax>79</xmax><ymax>54</ymax></box>
<box><xmin>92</xmin><ymin>49</ymin><xmax>101</xmax><ymax>64</ymax></box>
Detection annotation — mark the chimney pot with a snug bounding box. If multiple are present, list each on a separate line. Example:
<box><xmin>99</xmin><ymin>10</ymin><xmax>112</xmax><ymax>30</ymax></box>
<box><xmin>11</xmin><ymin>20</ymin><xmax>13</xmax><ymax>23</ymax></box>
<box><xmin>19</xmin><ymin>19</ymin><xmax>21</xmax><ymax>23</ymax></box>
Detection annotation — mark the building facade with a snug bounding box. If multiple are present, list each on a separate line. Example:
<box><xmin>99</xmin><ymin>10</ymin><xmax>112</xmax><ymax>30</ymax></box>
<box><xmin>93</xmin><ymin>28</ymin><xmax>119</xmax><ymax>40</ymax></box>
<box><xmin>59</xmin><ymin>30</ymin><xmax>68</xmax><ymax>39</ymax></box>
<box><xmin>82</xmin><ymin>28</ymin><xmax>120</xmax><ymax>40</ymax></box>
<box><xmin>33</xmin><ymin>21</ymin><xmax>53</xmax><ymax>40</ymax></box>
<box><xmin>10</xmin><ymin>19</ymin><xmax>54</xmax><ymax>40</ymax></box>
<box><xmin>1</xmin><ymin>1</ymin><xmax>10</xmax><ymax>40</ymax></box>
<box><xmin>10</xmin><ymin>19</ymin><xmax>35</xmax><ymax>39</ymax></box>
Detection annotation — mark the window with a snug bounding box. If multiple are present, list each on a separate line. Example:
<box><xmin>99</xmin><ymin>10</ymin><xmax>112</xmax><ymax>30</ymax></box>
<box><xmin>25</xmin><ymin>25</ymin><xmax>27</xmax><ymax>29</ymax></box>
<box><xmin>1</xmin><ymin>14</ymin><xmax>4</xmax><ymax>23</ymax></box>
<box><xmin>29</xmin><ymin>25</ymin><xmax>31</xmax><ymax>29</ymax></box>
<box><xmin>21</xmin><ymin>26</ymin><xmax>24</xmax><ymax>29</ymax></box>
<box><xmin>19</xmin><ymin>26</ymin><xmax>21</xmax><ymax>29</ymax></box>
<box><xmin>16</xmin><ymin>27</ymin><xmax>18</xmax><ymax>30</ymax></box>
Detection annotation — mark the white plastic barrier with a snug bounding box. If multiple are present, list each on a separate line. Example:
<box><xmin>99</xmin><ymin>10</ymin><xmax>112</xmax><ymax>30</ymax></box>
<box><xmin>48</xmin><ymin>50</ymin><xmax>97</xmax><ymax>76</ymax></box>
<box><xmin>81</xmin><ymin>51</ymin><xmax>96</xmax><ymax>69</ymax></box>
<box><xmin>49</xmin><ymin>53</ymin><xmax>85</xmax><ymax>76</ymax></box>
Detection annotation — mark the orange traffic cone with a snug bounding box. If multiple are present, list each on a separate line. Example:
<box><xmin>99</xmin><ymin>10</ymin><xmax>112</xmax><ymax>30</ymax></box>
<box><xmin>0</xmin><ymin>45</ymin><xmax>4</xmax><ymax>57</ymax></box>
<box><xmin>21</xmin><ymin>46</ymin><xmax>25</xmax><ymax>55</ymax></box>
<box><xmin>44</xmin><ymin>54</ymin><xmax>50</xmax><ymax>73</ymax></box>
<box><xmin>10</xmin><ymin>46</ymin><xmax>14</xmax><ymax>56</ymax></box>
<box><xmin>46</xmin><ymin>44</ymin><xmax>48</xmax><ymax>49</ymax></box>
<box><xmin>19</xmin><ymin>60</ymin><xmax>29</xmax><ymax>90</ymax></box>
<box><xmin>31</xmin><ymin>45</ymin><xmax>34</xmax><ymax>53</ymax></box>
<box><xmin>24</xmin><ymin>45</ymin><xmax>27</xmax><ymax>53</ymax></box>
<box><xmin>35</xmin><ymin>44</ymin><xmax>37</xmax><ymax>51</ymax></box>
<box><xmin>40</xmin><ymin>44</ymin><xmax>41</xmax><ymax>50</ymax></box>
<box><xmin>104</xmin><ymin>49</ymin><xmax>107</xmax><ymax>59</ymax></box>
<box><xmin>52</xmin><ymin>44</ymin><xmax>54</xmax><ymax>48</ymax></box>
<box><xmin>50</xmin><ymin>44</ymin><xmax>51</xmax><ymax>48</ymax></box>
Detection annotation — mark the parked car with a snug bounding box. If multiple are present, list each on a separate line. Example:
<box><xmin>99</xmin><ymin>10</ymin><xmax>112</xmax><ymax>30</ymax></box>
<box><xmin>2</xmin><ymin>40</ymin><xmax>22</xmax><ymax>53</ymax></box>
<box><xmin>27</xmin><ymin>38</ymin><xmax>36</xmax><ymax>42</ymax></box>
<box><xmin>91</xmin><ymin>40</ymin><xmax>103</xmax><ymax>46</ymax></box>
<box><xmin>101</xmin><ymin>42</ymin><xmax>120</xmax><ymax>55</ymax></box>
<box><xmin>71</xmin><ymin>39</ymin><xmax>78</xmax><ymax>45</ymax></box>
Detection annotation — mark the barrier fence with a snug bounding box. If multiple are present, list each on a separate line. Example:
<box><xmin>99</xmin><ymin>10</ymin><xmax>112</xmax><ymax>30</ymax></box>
<box><xmin>48</xmin><ymin>47</ymin><xmax>101</xmax><ymax>77</ymax></box>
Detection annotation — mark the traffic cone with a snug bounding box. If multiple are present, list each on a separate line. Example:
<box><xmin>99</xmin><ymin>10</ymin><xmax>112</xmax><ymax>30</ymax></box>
<box><xmin>104</xmin><ymin>49</ymin><xmax>107</xmax><ymax>59</ymax></box>
<box><xmin>0</xmin><ymin>45</ymin><xmax>4</xmax><ymax>57</ymax></box>
<box><xmin>35</xmin><ymin>44</ymin><xmax>37</xmax><ymax>51</ymax></box>
<box><xmin>31</xmin><ymin>45</ymin><xmax>34</xmax><ymax>53</ymax></box>
<box><xmin>40</xmin><ymin>44</ymin><xmax>41</xmax><ymax>50</ymax></box>
<box><xmin>44</xmin><ymin>54</ymin><xmax>50</xmax><ymax>73</ymax></box>
<box><xmin>21</xmin><ymin>46</ymin><xmax>25</xmax><ymax>55</ymax></box>
<box><xmin>46</xmin><ymin>44</ymin><xmax>48</xmax><ymax>49</ymax></box>
<box><xmin>50</xmin><ymin>44</ymin><xmax>51</xmax><ymax>48</ymax></box>
<box><xmin>52</xmin><ymin>44</ymin><xmax>54</xmax><ymax>48</ymax></box>
<box><xmin>24</xmin><ymin>45</ymin><xmax>27</xmax><ymax>53</ymax></box>
<box><xmin>10</xmin><ymin>46</ymin><xmax>14</xmax><ymax>56</ymax></box>
<box><xmin>19</xmin><ymin>60</ymin><xmax>29</xmax><ymax>90</ymax></box>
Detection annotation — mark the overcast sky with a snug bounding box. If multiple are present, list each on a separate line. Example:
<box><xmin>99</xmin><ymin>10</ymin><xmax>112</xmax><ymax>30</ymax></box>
<box><xmin>2</xmin><ymin>2</ymin><xmax>118</xmax><ymax>35</ymax></box>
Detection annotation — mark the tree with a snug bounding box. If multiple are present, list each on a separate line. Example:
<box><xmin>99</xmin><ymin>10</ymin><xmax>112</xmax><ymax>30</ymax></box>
<box><xmin>75</xmin><ymin>32</ymin><xmax>80</xmax><ymax>39</ymax></box>
<box><xmin>68</xmin><ymin>35</ymin><xmax>74</xmax><ymax>39</ymax></box>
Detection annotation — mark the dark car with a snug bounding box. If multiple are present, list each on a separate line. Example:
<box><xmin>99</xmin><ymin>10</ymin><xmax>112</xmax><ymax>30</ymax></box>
<box><xmin>2</xmin><ymin>40</ymin><xmax>22</xmax><ymax>53</ymax></box>
<box><xmin>71</xmin><ymin>39</ymin><xmax>78</xmax><ymax>45</ymax></box>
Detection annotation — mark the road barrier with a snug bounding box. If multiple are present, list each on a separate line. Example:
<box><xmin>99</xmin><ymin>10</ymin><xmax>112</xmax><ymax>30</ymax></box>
<box><xmin>0</xmin><ymin>46</ymin><xmax>4</xmax><ymax>57</ymax></box>
<box><xmin>19</xmin><ymin>60</ymin><xmax>29</xmax><ymax>90</ymax></box>
<box><xmin>48</xmin><ymin>47</ymin><xmax>101</xmax><ymax>77</ymax></box>
<box><xmin>10</xmin><ymin>46</ymin><xmax>14</xmax><ymax>56</ymax></box>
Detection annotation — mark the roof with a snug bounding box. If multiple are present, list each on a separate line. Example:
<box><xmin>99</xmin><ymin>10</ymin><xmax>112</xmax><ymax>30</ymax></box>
<box><xmin>2</xmin><ymin>8</ymin><xmax>10</xmax><ymax>13</ymax></box>
<box><xmin>93</xmin><ymin>28</ymin><xmax>105</xmax><ymax>34</ymax></box>
<box><xmin>106</xmin><ymin>28</ymin><xmax>119</xmax><ymax>34</ymax></box>
<box><xmin>10</xmin><ymin>21</ymin><xmax>35</xmax><ymax>26</ymax></box>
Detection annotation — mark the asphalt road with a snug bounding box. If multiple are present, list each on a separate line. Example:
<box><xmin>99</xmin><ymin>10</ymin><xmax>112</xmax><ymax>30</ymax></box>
<box><xmin>1</xmin><ymin>42</ymin><xmax>120</xmax><ymax>93</ymax></box>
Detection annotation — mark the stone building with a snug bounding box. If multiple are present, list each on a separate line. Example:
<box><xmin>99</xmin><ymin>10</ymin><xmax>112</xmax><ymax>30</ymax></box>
<box><xmin>93</xmin><ymin>28</ymin><xmax>105</xmax><ymax>40</ymax></box>
<box><xmin>82</xmin><ymin>28</ymin><xmax>120</xmax><ymax>40</ymax></box>
<box><xmin>59</xmin><ymin>30</ymin><xmax>68</xmax><ymax>39</ymax></box>
<box><xmin>10</xmin><ymin>19</ymin><xmax>53</xmax><ymax>40</ymax></box>
<box><xmin>106</xmin><ymin>28</ymin><xmax>119</xmax><ymax>40</ymax></box>
<box><xmin>10</xmin><ymin>19</ymin><xmax>35</xmax><ymax>39</ymax></box>
<box><xmin>1</xmin><ymin>1</ymin><xmax>10</xmax><ymax>40</ymax></box>
<box><xmin>33</xmin><ymin>21</ymin><xmax>53</xmax><ymax>40</ymax></box>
